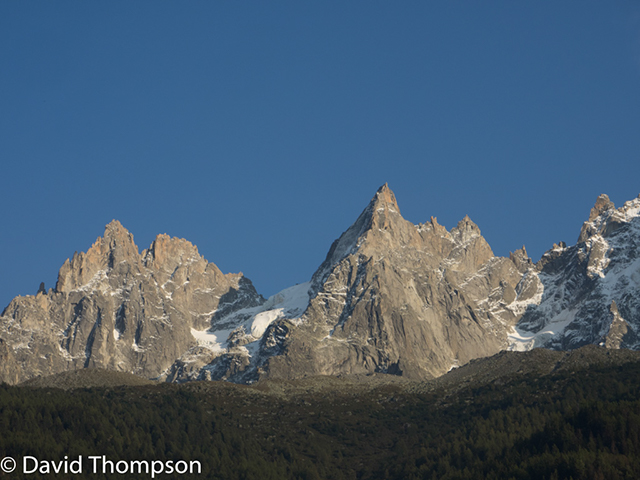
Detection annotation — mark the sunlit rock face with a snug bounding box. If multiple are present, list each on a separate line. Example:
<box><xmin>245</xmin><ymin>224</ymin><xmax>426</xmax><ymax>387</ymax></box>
<box><xmin>1</xmin><ymin>187</ymin><xmax>639</xmax><ymax>385</ymax></box>
<box><xmin>258</xmin><ymin>184</ymin><xmax>527</xmax><ymax>381</ymax></box>
<box><xmin>0</xmin><ymin>220</ymin><xmax>263</xmax><ymax>384</ymax></box>
<box><xmin>512</xmin><ymin>194</ymin><xmax>640</xmax><ymax>352</ymax></box>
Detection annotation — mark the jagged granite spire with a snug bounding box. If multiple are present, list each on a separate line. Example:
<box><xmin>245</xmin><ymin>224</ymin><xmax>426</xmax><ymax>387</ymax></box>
<box><xmin>259</xmin><ymin>184</ymin><xmax>523</xmax><ymax>381</ymax></box>
<box><xmin>515</xmin><ymin>192</ymin><xmax>640</xmax><ymax>351</ymax></box>
<box><xmin>3</xmin><ymin>188</ymin><xmax>640</xmax><ymax>386</ymax></box>
<box><xmin>56</xmin><ymin>220</ymin><xmax>141</xmax><ymax>293</ymax></box>
<box><xmin>0</xmin><ymin>221</ymin><xmax>263</xmax><ymax>384</ymax></box>
<box><xmin>311</xmin><ymin>184</ymin><xmax>405</xmax><ymax>288</ymax></box>
<box><xmin>578</xmin><ymin>194</ymin><xmax>616</xmax><ymax>243</ymax></box>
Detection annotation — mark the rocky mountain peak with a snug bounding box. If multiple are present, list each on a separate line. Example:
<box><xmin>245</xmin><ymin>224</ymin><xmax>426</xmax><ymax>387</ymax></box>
<box><xmin>370</xmin><ymin>182</ymin><xmax>400</xmax><ymax>214</ymax></box>
<box><xmin>588</xmin><ymin>194</ymin><xmax>615</xmax><ymax>221</ymax></box>
<box><xmin>578</xmin><ymin>193</ymin><xmax>640</xmax><ymax>244</ymax></box>
<box><xmin>310</xmin><ymin>184</ymin><xmax>408</xmax><ymax>286</ymax></box>
<box><xmin>517</xmin><ymin>191</ymin><xmax>640</xmax><ymax>351</ymax></box>
<box><xmin>451</xmin><ymin>215</ymin><xmax>483</xmax><ymax>245</ymax></box>
<box><xmin>369</xmin><ymin>185</ymin><xmax>411</xmax><ymax>240</ymax></box>
<box><xmin>579</xmin><ymin>194</ymin><xmax>618</xmax><ymax>243</ymax></box>
<box><xmin>360</xmin><ymin>183</ymin><xmax>403</xmax><ymax>234</ymax></box>
<box><xmin>143</xmin><ymin>234</ymin><xmax>203</xmax><ymax>273</ymax></box>
<box><xmin>104</xmin><ymin>218</ymin><xmax>129</xmax><ymax>237</ymax></box>
<box><xmin>3</xmin><ymin>187</ymin><xmax>640</xmax><ymax>387</ymax></box>
<box><xmin>101</xmin><ymin>220</ymin><xmax>139</xmax><ymax>264</ymax></box>
<box><xmin>1</xmin><ymin>220</ymin><xmax>265</xmax><ymax>384</ymax></box>
<box><xmin>55</xmin><ymin>221</ymin><xmax>141</xmax><ymax>293</ymax></box>
<box><xmin>426</xmin><ymin>216</ymin><xmax>448</xmax><ymax>236</ymax></box>
<box><xmin>261</xmin><ymin>184</ymin><xmax>528</xmax><ymax>382</ymax></box>
<box><xmin>509</xmin><ymin>246</ymin><xmax>533</xmax><ymax>273</ymax></box>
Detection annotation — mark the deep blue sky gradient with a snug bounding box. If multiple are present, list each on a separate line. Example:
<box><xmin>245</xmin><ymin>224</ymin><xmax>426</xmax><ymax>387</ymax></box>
<box><xmin>2</xmin><ymin>2</ymin><xmax>640</xmax><ymax>308</ymax></box>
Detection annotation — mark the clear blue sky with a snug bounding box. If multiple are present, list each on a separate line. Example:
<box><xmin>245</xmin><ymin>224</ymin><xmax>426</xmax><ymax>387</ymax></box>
<box><xmin>2</xmin><ymin>2</ymin><xmax>640</xmax><ymax>309</ymax></box>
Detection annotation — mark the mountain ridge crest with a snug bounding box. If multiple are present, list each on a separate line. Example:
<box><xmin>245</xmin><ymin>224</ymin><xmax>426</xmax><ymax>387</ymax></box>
<box><xmin>1</xmin><ymin>185</ymin><xmax>640</xmax><ymax>385</ymax></box>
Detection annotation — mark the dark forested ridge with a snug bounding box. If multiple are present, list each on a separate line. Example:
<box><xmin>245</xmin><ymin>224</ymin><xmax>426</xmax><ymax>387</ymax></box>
<box><xmin>2</xmin><ymin>348</ymin><xmax>640</xmax><ymax>479</ymax></box>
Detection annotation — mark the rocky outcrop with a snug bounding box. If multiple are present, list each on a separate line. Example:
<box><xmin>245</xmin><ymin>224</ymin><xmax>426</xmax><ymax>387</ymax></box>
<box><xmin>2</xmin><ymin>186</ymin><xmax>639</xmax><ymax>385</ymax></box>
<box><xmin>603</xmin><ymin>301</ymin><xmax>632</xmax><ymax>349</ymax></box>
<box><xmin>179</xmin><ymin>187</ymin><xmax>640</xmax><ymax>382</ymax></box>
<box><xmin>0</xmin><ymin>221</ymin><xmax>263</xmax><ymax>384</ymax></box>
<box><xmin>234</xmin><ymin>184</ymin><xmax>529</xmax><ymax>380</ymax></box>
<box><xmin>511</xmin><ymin>194</ymin><xmax>640</xmax><ymax>351</ymax></box>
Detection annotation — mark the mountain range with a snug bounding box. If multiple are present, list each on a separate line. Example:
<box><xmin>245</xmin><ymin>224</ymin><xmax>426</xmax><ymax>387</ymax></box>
<box><xmin>1</xmin><ymin>184</ymin><xmax>639</xmax><ymax>385</ymax></box>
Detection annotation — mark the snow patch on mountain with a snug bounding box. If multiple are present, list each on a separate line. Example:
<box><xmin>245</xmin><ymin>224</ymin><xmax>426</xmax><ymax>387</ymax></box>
<box><xmin>190</xmin><ymin>328</ymin><xmax>226</xmax><ymax>352</ymax></box>
<box><xmin>508</xmin><ymin>309</ymin><xmax>577</xmax><ymax>351</ymax></box>
<box><xmin>261</xmin><ymin>281</ymin><xmax>311</xmax><ymax>317</ymax></box>
<box><xmin>185</xmin><ymin>282</ymin><xmax>312</xmax><ymax>368</ymax></box>
<box><xmin>511</xmin><ymin>194</ymin><xmax>640</xmax><ymax>352</ymax></box>
<box><xmin>251</xmin><ymin>310</ymin><xmax>283</xmax><ymax>337</ymax></box>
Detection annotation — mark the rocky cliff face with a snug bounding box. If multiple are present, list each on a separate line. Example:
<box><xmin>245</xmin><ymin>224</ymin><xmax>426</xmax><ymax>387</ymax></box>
<box><xmin>148</xmin><ymin>188</ymin><xmax>640</xmax><ymax>382</ymax></box>
<box><xmin>1</xmin><ymin>186</ymin><xmax>639</xmax><ymax>385</ymax></box>
<box><xmin>172</xmin><ymin>184</ymin><xmax>537</xmax><ymax>382</ymax></box>
<box><xmin>0</xmin><ymin>221</ymin><xmax>263</xmax><ymax>384</ymax></box>
<box><xmin>510</xmin><ymin>194</ymin><xmax>640</xmax><ymax>351</ymax></box>
<box><xmin>258</xmin><ymin>184</ymin><xmax>526</xmax><ymax>380</ymax></box>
